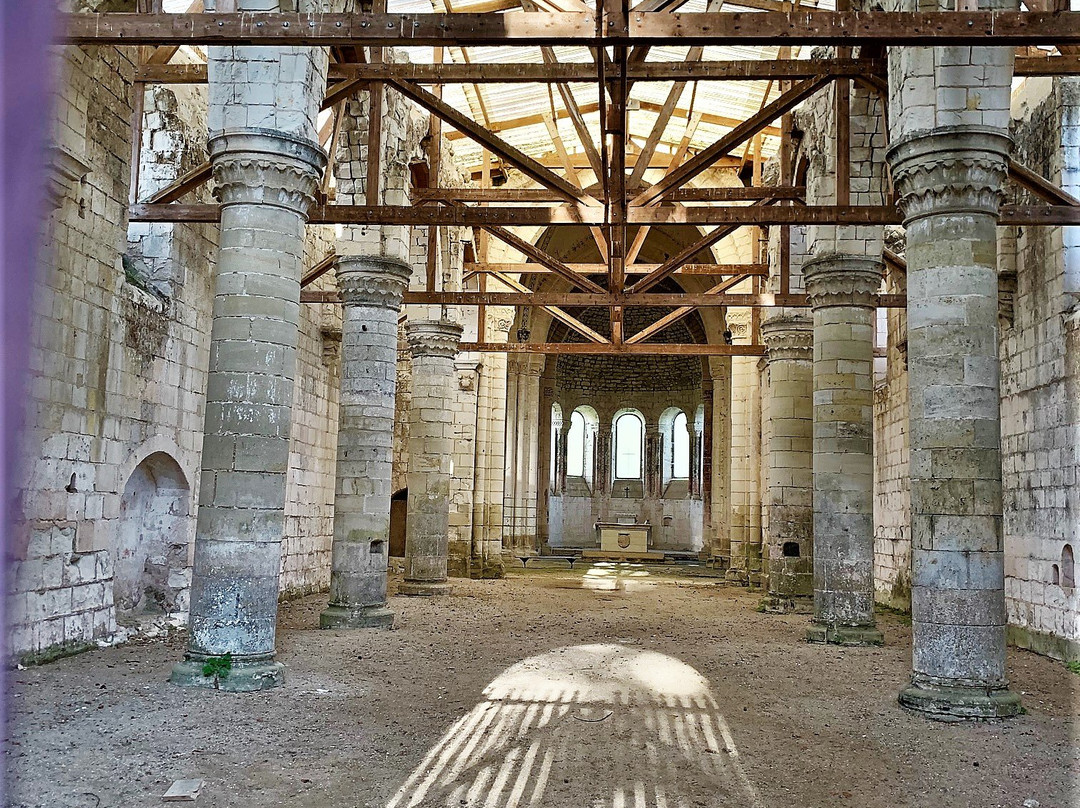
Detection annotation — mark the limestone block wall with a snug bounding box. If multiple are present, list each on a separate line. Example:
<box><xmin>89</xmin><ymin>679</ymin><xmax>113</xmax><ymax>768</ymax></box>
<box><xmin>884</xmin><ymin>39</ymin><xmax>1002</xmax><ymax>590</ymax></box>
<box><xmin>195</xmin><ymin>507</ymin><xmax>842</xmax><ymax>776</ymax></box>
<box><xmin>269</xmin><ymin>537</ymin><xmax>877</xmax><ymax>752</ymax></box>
<box><xmin>280</xmin><ymin>226</ymin><xmax>340</xmax><ymax>597</ymax></box>
<box><xmin>1000</xmin><ymin>77</ymin><xmax>1080</xmax><ymax>661</ymax></box>
<box><xmin>872</xmin><ymin>263</ymin><xmax>912</xmax><ymax>611</ymax></box>
<box><xmin>11</xmin><ymin>39</ymin><xmax>350</xmax><ymax>658</ymax></box>
<box><xmin>10</xmin><ymin>45</ymin><xmax>214</xmax><ymax>659</ymax></box>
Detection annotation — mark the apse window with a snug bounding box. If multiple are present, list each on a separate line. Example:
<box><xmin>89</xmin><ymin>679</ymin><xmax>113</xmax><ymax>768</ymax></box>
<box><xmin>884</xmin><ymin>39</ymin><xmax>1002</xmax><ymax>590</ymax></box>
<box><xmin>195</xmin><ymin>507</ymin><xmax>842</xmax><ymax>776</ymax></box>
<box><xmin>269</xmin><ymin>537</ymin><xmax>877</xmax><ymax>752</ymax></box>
<box><xmin>567</xmin><ymin>410</ymin><xmax>586</xmax><ymax>477</ymax></box>
<box><xmin>671</xmin><ymin>411</ymin><xmax>690</xmax><ymax>479</ymax></box>
<box><xmin>614</xmin><ymin>411</ymin><xmax>644</xmax><ymax>479</ymax></box>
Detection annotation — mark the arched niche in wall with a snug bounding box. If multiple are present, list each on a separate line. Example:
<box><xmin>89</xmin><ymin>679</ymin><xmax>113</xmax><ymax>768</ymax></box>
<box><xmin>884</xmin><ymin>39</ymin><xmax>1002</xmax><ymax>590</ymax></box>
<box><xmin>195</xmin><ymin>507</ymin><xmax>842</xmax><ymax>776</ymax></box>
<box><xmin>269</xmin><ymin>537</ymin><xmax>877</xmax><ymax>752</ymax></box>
<box><xmin>113</xmin><ymin>451</ymin><xmax>192</xmax><ymax>620</ymax></box>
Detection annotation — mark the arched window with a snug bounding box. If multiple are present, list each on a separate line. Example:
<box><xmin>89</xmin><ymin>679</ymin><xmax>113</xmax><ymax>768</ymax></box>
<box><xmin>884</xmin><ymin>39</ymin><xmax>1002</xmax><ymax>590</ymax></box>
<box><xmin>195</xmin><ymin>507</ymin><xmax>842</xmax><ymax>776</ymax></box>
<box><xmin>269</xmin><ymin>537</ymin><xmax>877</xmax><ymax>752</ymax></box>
<box><xmin>614</xmin><ymin>412</ymin><xmax>644</xmax><ymax>479</ymax></box>
<box><xmin>1062</xmin><ymin>544</ymin><xmax>1075</xmax><ymax>589</ymax></box>
<box><xmin>566</xmin><ymin>411</ymin><xmax>586</xmax><ymax>477</ymax></box>
<box><xmin>671</xmin><ymin>412</ymin><xmax>690</xmax><ymax>479</ymax></box>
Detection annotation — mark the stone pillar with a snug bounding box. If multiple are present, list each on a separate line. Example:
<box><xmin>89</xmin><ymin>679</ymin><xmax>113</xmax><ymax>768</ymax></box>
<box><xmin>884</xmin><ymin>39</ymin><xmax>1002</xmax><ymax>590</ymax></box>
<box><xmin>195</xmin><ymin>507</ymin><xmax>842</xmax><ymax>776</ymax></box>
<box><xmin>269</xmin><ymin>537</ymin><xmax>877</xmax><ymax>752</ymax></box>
<box><xmin>320</xmin><ymin>257</ymin><xmax>410</xmax><ymax>629</ymax></box>
<box><xmin>646</xmin><ymin>428</ymin><xmax>663</xmax><ymax>498</ymax></box>
<box><xmin>171</xmin><ymin>130</ymin><xmax>325</xmax><ymax>691</ymax></box>
<box><xmin>803</xmin><ymin>255</ymin><xmax>884</xmax><ymax>646</ymax></box>
<box><xmin>760</xmin><ymin>313</ymin><xmax>814</xmax><ymax>610</ymax></box>
<box><xmin>708</xmin><ymin>358</ymin><xmax>731</xmax><ymax>562</ymax></box>
<box><xmin>595</xmin><ymin>425</ymin><xmax>612</xmax><ymax>497</ymax></box>
<box><xmin>887</xmin><ymin>127</ymin><xmax>1021</xmax><ymax>718</ymax></box>
<box><xmin>401</xmin><ymin>319</ymin><xmax>463</xmax><ymax>596</ymax></box>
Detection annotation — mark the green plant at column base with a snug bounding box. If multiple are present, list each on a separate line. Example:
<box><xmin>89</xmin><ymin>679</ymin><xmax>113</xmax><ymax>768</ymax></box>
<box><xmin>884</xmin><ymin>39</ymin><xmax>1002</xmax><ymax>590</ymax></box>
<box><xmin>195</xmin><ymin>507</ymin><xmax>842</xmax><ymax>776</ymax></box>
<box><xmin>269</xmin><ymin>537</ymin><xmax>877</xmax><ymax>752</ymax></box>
<box><xmin>1066</xmin><ymin>660</ymin><xmax>1080</xmax><ymax>675</ymax></box>
<box><xmin>202</xmin><ymin>653</ymin><xmax>233</xmax><ymax>687</ymax></box>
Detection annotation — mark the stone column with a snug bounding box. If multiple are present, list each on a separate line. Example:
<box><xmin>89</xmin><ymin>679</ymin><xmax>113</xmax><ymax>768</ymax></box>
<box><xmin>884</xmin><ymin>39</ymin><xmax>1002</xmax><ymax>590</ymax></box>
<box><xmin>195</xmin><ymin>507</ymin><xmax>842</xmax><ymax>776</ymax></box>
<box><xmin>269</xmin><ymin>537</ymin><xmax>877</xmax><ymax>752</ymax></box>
<box><xmin>401</xmin><ymin>319</ymin><xmax>463</xmax><ymax>596</ymax></box>
<box><xmin>760</xmin><ymin>313</ymin><xmax>814</xmax><ymax>610</ymax></box>
<box><xmin>708</xmin><ymin>359</ymin><xmax>731</xmax><ymax>562</ymax></box>
<box><xmin>646</xmin><ymin>428</ymin><xmax>663</xmax><ymax>498</ymax></box>
<box><xmin>320</xmin><ymin>257</ymin><xmax>410</xmax><ymax>629</ymax></box>
<box><xmin>171</xmin><ymin>130</ymin><xmax>325</xmax><ymax>691</ymax></box>
<box><xmin>887</xmin><ymin>127</ymin><xmax>1021</xmax><ymax>718</ymax></box>
<box><xmin>803</xmin><ymin>256</ymin><xmax>884</xmax><ymax>646</ymax></box>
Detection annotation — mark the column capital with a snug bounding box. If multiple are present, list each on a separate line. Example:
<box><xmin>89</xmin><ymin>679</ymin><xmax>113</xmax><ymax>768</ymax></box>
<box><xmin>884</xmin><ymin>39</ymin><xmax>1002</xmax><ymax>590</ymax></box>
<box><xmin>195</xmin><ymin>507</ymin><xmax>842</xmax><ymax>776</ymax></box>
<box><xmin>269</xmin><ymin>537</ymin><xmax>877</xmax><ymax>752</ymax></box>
<box><xmin>335</xmin><ymin>255</ymin><xmax>411</xmax><ymax>309</ymax></box>
<box><xmin>209</xmin><ymin>128</ymin><xmax>326</xmax><ymax>216</ymax></box>
<box><xmin>803</xmin><ymin>255</ymin><xmax>884</xmax><ymax>310</ymax></box>
<box><xmin>760</xmin><ymin>313</ymin><xmax>813</xmax><ymax>362</ymax></box>
<box><xmin>886</xmin><ymin>125</ymin><xmax>1011</xmax><ymax>224</ymax></box>
<box><xmin>405</xmin><ymin>319</ymin><xmax>463</xmax><ymax>359</ymax></box>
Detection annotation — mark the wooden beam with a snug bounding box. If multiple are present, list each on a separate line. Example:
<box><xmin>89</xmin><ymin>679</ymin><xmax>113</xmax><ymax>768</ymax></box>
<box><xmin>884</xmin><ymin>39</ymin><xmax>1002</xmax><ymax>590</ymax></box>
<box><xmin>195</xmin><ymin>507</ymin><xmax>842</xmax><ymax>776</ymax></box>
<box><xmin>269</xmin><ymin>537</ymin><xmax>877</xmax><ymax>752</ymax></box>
<box><xmin>301</xmin><ymin>251</ymin><xmax>337</xmax><ymax>288</ymax></box>
<box><xmin>478</xmin><ymin>222</ymin><xmax>609</xmax><ymax>294</ymax></box>
<box><xmin>625</xmin><ymin>274</ymin><xmax>750</xmax><ymax>344</ymax></box>
<box><xmin>629</xmin><ymin>11</ymin><xmax>1080</xmax><ymax>45</ymax></box>
<box><xmin>1015</xmin><ymin>55</ymin><xmax>1080</xmax><ymax>75</ymax></box>
<box><xmin>1008</xmin><ymin>158</ymin><xmax>1080</xmax><ymax>206</ymax></box>
<box><xmin>387</xmin><ymin>78</ymin><xmax>589</xmax><ymax>202</ymax></box>
<box><xmin>487</xmin><ymin>270</ymin><xmax>611</xmax><ymax>343</ymax></box>
<box><xmin>129</xmin><ymin>203</ymin><xmax>1080</xmax><ymax>227</ymax></box>
<box><xmin>446</xmin><ymin>98</ymin><xmax>781</xmax><ymax>143</ymax></box>
<box><xmin>303</xmin><ymin>290</ymin><xmax>908</xmax><ymax>307</ymax></box>
<box><xmin>135</xmin><ymin>58</ymin><xmax>890</xmax><ymax>84</ymax></box>
<box><xmin>415</xmin><ymin>186</ymin><xmax>804</xmax><ymax>203</ymax></box>
<box><xmin>65</xmin><ymin>12</ymin><xmax>1080</xmax><ymax>47</ymax></box>
<box><xmin>464</xmin><ymin>262</ymin><xmax>769</xmax><ymax>274</ymax></box>
<box><xmin>458</xmin><ymin>342</ymin><xmax>768</xmax><ymax>355</ymax></box>
<box><xmin>634</xmin><ymin>75</ymin><xmax>832</xmax><ymax>205</ymax></box>
<box><xmin>464</xmin><ymin>152</ymin><xmax>749</xmax><ymax>176</ymax></box>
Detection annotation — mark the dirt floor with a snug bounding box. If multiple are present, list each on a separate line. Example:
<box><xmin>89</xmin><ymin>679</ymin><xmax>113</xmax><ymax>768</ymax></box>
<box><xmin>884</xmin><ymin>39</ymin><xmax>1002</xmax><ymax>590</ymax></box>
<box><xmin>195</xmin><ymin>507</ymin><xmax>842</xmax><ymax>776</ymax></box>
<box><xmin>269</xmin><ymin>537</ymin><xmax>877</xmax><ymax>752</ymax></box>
<box><xmin>5</xmin><ymin>564</ymin><xmax>1079</xmax><ymax>808</ymax></box>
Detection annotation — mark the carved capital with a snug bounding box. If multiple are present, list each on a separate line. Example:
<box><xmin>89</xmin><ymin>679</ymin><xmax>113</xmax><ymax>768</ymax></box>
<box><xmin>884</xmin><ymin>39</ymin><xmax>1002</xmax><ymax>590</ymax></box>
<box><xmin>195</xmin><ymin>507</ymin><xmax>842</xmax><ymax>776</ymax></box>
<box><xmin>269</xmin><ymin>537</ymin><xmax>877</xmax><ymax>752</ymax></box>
<box><xmin>886</xmin><ymin>126</ymin><xmax>1011</xmax><ymax>224</ymax></box>
<box><xmin>405</xmin><ymin>319</ymin><xmax>463</xmax><ymax>359</ymax></box>
<box><xmin>335</xmin><ymin>255</ymin><xmax>411</xmax><ymax>310</ymax></box>
<box><xmin>760</xmin><ymin>313</ymin><xmax>813</xmax><ymax>362</ymax></box>
<box><xmin>803</xmin><ymin>255</ymin><xmax>884</xmax><ymax>310</ymax></box>
<box><xmin>209</xmin><ymin>129</ymin><xmax>326</xmax><ymax>216</ymax></box>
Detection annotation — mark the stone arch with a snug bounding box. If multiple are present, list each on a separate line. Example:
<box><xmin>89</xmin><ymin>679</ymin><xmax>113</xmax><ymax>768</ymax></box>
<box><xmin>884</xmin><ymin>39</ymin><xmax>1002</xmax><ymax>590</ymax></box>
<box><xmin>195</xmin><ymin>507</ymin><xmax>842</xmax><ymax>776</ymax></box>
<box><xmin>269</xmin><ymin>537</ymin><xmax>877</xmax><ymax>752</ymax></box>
<box><xmin>113</xmin><ymin>451</ymin><xmax>192</xmax><ymax>619</ymax></box>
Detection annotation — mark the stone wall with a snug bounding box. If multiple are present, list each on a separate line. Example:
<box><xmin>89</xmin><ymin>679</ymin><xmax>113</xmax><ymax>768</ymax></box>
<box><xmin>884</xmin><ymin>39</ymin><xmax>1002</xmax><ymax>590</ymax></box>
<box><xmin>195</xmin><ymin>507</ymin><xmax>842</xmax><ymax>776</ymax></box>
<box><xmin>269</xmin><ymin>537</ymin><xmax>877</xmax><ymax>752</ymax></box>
<box><xmin>10</xmin><ymin>44</ymin><xmax>212</xmax><ymax>659</ymax></box>
<box><xmin>872</xmin><ymin>260</ymin><xmax>911</xmax><ymax>611</ymax></box>
<box><xmin>280</xmin><ymin>226</ymin><xmax>340</xmax><ymax>597</ymax></box>
<box><xmin>1000</xmin><ymin>77</ymin><xmax>1080</xmax><ymax>662</ymax></box>
<box><xmin>11</xmin><ymin>41</ymin><xmax>349</xmax><ymax>658</ymax></box>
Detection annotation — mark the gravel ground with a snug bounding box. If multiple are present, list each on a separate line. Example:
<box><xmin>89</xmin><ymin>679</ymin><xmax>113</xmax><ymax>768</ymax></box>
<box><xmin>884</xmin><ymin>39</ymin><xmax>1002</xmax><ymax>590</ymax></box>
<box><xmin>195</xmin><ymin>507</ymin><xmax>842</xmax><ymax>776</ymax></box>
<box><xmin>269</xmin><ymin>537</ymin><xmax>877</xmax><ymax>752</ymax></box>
<box><xmin>5</xmin><ymin>565</ymin><xmax>1078</xmax><ymax>808</ymax></box>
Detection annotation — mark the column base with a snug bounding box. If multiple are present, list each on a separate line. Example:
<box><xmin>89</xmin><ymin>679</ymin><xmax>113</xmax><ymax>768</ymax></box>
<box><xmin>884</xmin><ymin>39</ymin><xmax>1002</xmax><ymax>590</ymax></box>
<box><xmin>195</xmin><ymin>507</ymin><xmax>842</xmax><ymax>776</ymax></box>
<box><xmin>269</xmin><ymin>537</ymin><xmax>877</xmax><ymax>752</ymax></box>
<box><xmin>470</xmin><ymin>563</ymin><xmax>505</xmax><ymax>580</ymax></box>
<box><xmin>759</xmin><ymin>594</ymin><xmax>813</xmax><ymax>614</ymax></box>
<box><xmin>319</xmin><ymin>604</ymin><xmax>395</xmax><ymax>630</ymax></box>
<box><xmin>806</xmin><ymin>622</ymin><xmax>884</xmax><ymax>646</ymax></box>
<box><xmin>170</xmin><ymin>655</ymin><xmax>284</xmax><ymax>692</ymax></box>
<box><xmin>898</xmin><ymin>681</ymin><xmax>1022</xmax><ymax>722</ymax></box>
<box><xmin>726</xmin><ymin>568</ymin><xmax>749</xmax><ymax>585</ymax></box>
<box><xmin>399</xmin><ymin>580</ymin><xmax>453</xmax><ymax>597</ymax></box>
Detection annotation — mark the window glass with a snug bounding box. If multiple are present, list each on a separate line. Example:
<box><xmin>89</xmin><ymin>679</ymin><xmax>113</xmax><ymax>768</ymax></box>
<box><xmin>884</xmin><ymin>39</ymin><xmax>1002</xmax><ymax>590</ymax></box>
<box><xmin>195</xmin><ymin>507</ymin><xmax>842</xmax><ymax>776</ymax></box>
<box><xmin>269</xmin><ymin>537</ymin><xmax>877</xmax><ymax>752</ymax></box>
<box><xmin>567</xmin><ymin>411</ymin><xmax>585</xmax><ymax>477</ymax></box>
<box><xmin>672</xmin><ymin>411</ymin><xmax>689</xmax><ymax>478</ymax></box>
<box><xmin>615</xmin><ymin>413</ymin><xmax>643</xmax><ymax>478</ymax></box>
